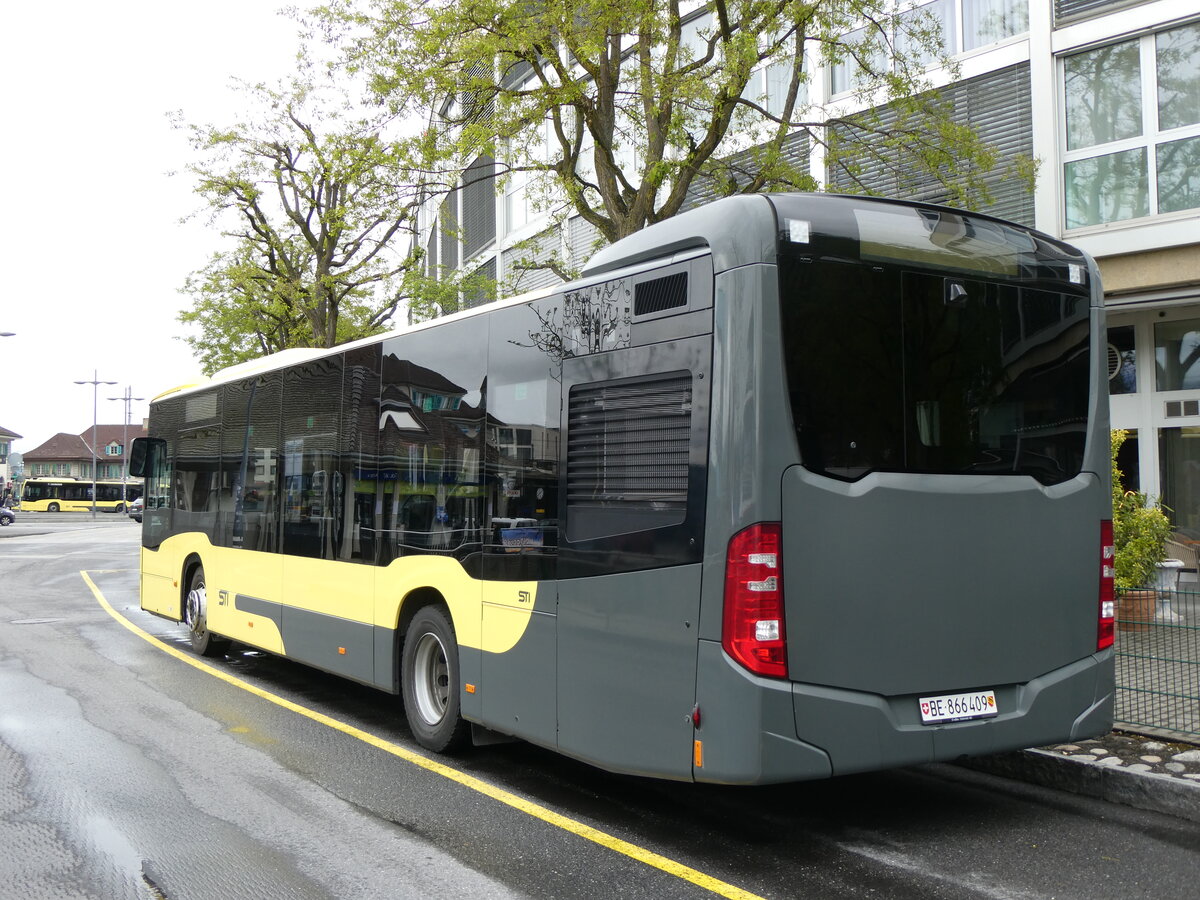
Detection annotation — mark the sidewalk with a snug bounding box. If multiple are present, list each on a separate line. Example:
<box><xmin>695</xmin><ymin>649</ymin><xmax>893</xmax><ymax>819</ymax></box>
<box><xmin>966</xmin><ymin>730</ymin><xmax>1200</xmax><ymax>824</ymax></box>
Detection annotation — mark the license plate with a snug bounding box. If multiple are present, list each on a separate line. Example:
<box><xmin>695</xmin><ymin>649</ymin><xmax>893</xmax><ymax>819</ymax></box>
<box><xmin>919</xmin><ymin>690</ymin><xmax>998</xmax><ymax>724</ymax></box>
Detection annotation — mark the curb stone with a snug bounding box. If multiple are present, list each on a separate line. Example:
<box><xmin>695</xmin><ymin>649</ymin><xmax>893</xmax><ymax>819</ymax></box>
<box><xmin>962</xmin><ymin>746</ymin><xmax>1200</xmax><ymax>824</ymax></box>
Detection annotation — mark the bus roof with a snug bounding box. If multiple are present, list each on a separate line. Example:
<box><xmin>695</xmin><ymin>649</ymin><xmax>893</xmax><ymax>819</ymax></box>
<box><xmin>153</xmin><ymin>284</ymin><xmax>559</xmax><ymax>404</ymax></box>
<box><xmin>155</xmin><ymin>193</ymin><xmax>1088</xmax><ymax>406</ymax></box>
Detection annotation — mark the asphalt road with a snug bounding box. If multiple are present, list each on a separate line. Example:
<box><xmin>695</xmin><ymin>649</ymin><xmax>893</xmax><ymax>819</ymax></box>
<box><xmin>1</xmin><ymin>518</ymin><xmax>1198</xmax><ymax>899</ymax></box>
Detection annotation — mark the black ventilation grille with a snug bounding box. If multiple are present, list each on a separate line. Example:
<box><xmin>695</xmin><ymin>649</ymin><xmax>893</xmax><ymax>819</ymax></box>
<box><xmin>568</xmin><ymin>375</ymin><xmax>693</xmax><ymax>510</ymax></box>
<box><xmin>634</xmin><ymin>272</ymin><xmax>688</xmax><ymax>316</ymax></box>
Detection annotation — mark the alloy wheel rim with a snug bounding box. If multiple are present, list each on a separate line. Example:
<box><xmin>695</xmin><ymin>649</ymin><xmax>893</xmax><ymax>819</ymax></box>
<box><xmin>412</xmin><ymin>632</ymin><xmax>449</xmax><ymax>725</ymax></box>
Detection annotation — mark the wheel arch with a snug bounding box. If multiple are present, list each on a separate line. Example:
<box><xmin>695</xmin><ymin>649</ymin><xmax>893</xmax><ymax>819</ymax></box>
<box><xmin>180</xmin><ymin>553</ymin><xmax>205</xmax><ymax>621</ymax></box>
<box><xmin>393</xmin><ymin>586</ymin><xmax>451</xmax><ymax>684</ymax></box>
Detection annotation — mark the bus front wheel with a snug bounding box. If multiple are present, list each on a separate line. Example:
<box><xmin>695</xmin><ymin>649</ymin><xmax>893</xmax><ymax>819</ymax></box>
<box><xmin>47</xmin><ymin>503</ymin><xmax>59</xmax><ymax>512</ymax></box>
<box><xmin>184</xmin><ymin>566</ymin><xmax>230</xmax><ymax>658</ymax></box>
<box><xmin>401</xmin><ymin>605</ymin><xmax>469</xmax><ymax>752</ymax></box>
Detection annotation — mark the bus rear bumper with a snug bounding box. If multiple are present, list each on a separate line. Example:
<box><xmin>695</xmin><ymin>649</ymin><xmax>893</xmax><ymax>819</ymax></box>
<box><xmin>790</xmin><ymin>650</ymin><xmax>1115</xmax><ymax>778</ymax></box>
<box><xmin>693</xmin><ymin>642</ymin><xmax>1113</xmax><ymax>784</ymax></box>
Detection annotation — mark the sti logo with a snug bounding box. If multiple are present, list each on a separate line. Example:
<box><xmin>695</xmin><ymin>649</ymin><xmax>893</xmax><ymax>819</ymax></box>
<box><xmin>518</xmin><ymin>591</ymin><xmax>531</xmax><ymax>604</ymax></box>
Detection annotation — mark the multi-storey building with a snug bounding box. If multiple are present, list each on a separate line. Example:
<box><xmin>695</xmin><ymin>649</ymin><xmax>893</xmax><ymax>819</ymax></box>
<box><xmin>419</xmin><ymin>0</ymin><xmax>1200</xmax><ymax>542</ymax></box>
<box><xmin>23</xmin><ymin>424</ymin><xmax>144</xmax><ymax>482</ymax></box>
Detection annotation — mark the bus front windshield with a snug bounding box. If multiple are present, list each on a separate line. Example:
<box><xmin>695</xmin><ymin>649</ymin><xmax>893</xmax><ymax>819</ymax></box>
<box><xmin>774</xmin><ymin>198</ymin><xmax>1092</xmax><ymax>486</ymax></box>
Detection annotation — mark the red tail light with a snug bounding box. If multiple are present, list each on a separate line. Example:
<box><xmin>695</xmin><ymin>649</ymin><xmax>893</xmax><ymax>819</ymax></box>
<box><xmin>723</xmin><ymin>523</ymin><xmax>787</xmax><ymax>678</ymax></box>
<box><xmin>1099</xmin><ymin>519</ymin><xmax>1115</xmax><ymax>650</ymax></box>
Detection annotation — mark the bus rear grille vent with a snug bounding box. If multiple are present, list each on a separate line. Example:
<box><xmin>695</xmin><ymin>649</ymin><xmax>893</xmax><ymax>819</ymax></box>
<box><xmin>634</xmin><ymin>272</ymin><xmax>688</xmax><ymax>316</ymax></box>
<box><xmin>1165</xmin><ymin>400</ymin><xmax>1200</xmax><ymax>418</ymax></box>
<box><xmin>567</xmin><ymin>374</ymin><xmax>692</xmax><ymax>510</ymax></box>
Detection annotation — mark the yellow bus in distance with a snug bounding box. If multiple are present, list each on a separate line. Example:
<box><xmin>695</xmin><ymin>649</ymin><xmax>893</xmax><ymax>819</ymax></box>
<box><xmin>20</xmin><ymin>477</ymin><xmax>142</xmax><ymax>512</ymax></box>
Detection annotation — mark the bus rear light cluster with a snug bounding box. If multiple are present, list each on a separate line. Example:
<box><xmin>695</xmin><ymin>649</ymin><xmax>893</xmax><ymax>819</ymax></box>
<box><xmin>723</xmin><ymin>523</ymin><xmax>788</xmax><ymax>678</ymax></box>
<box><xmin>1099</xmin><ymin>519</ymin><xmax>1115</xmax><ymax>651</ymax></box>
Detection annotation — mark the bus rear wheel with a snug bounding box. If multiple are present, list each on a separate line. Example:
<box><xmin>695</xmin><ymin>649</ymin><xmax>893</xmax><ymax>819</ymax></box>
<box><xmin>401</xmin><ymin>605</ymin><xmax>469</xmax><ymax>752</ymax></box>
<box><xmin>184</xmin><ymin>566</ymin><xmax>230</xmax><ymax>658</ymax></box>
<box><xmin>47</xmin><ymin>503</ymin><xmax>59</xmax><ymax>512</ymax></box>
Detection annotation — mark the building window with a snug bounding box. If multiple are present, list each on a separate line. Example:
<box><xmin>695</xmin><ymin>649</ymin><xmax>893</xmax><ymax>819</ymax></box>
<box><xmin>1063</xmin><ymin>21</ymin><xmax>1200</xmax><ymax>229</ymax></box>
<box><xmin>830</xmin><ymin>1</ymin><xmax>1028</xmax><ymax>95</ymax></box>
<box><xmin>896</xmin><ymin>0</ymin><xmax>957</xmax><ymax>71</ymax></box>
<box><xmin>1108</xmin><ymin>325</ymin><xmax>1137</xmax><ymax>395</ymax></box>
<box><xmin>106</xmin><ymin>442</ymin><xmax>123</xmax><ymax>456</ymax></box>
<box><xmin>743</xmin><ymin>58</ymin><xmax>803</xmax><ymax>118</ymax></box>
<box><xmin>1155</xmin><ymin>318</ymin><xmax>1200</xmax><ymax>392</ymax></box>
<box><xmin>963</xmin><ymin>0</ymin><xmax>1027</xmax><ymax>52</ymax></box>
<box><xmin>494</xmin><ymin>426</ymin><xmax>534</xmax><ymax>461</ymax></box>
<box><xmin>831</xmin><ymin>22</ymin><xmax>890</xmax><ymax>95</ymax></box>
<box><xmin>504</xmin><ymin>169</ymin><xmax>532</xmax><ymax>234</ymax></box>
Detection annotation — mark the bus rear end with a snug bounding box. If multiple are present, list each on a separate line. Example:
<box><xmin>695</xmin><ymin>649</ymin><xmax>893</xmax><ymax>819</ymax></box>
<box><xmin>698</xmin><ymin>195</ymin><xmax>1112</xmax><ymax>783</ymax></box>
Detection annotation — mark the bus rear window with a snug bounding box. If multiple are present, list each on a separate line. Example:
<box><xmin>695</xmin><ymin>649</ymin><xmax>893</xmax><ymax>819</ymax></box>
<box><xmin>779</xmin><ymin>259</ymin><xmax>1091</xmax><ymax>485</ymax></box>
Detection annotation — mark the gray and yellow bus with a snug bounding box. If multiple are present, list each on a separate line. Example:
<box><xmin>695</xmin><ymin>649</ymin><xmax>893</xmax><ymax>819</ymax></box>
<box><xmin>131</xmin><ymin>193</ymin><xmax>1114</xmax><ymax>784</ymax></box>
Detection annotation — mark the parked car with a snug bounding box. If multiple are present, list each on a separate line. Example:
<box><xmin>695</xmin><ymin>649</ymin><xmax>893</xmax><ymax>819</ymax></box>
<box><xmin>129</xmin><ymin>496</ymin><xmax>144</xmax><ymax>523</ymax></box>
<box><xmin>0</xmin><ymin>506</ymin><xmax>15</xmax><ymax>526</ymax></box>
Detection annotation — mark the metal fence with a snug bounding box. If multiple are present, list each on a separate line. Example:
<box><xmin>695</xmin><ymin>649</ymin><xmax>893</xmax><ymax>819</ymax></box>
<box><xmin>1114</xmin><ymin>587</ymin><xmax>1200</xmax><ymax>739</ymax></box>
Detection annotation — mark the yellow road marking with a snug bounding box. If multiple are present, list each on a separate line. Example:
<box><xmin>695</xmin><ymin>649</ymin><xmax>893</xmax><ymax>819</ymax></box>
<box><xmin>81</xmin><ymin>571</ymin><xmax>765</xmax><ymax>900</ymax></box>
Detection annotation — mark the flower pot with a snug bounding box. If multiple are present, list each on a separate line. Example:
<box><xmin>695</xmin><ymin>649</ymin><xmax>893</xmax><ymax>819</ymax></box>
<box><xmin>1118</xmin><ymin>589</ymin><xmax>1156</xmax><ymax>632</ymax></box>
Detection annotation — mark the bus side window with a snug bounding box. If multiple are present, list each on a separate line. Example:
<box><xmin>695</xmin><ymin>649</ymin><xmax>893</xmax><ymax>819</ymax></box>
<box><xmin>281</xmin><ymin>356</ymin><xmax>342</xmax><ymax>560</ymax></box>
<box><xmin>379</xmin><ymin>318</ymin><xmax>488</xmax><ymax>566</ymax></box>
<box><xmin>174</xmin><ymin>425</ymin><xmax>221</xmax><ymax>537</ymax></box>
<box><xmin>335</xmin><ymin>344</ymin><xmax>382</xmax><ymax>565</ymax></box>
<box><xmin>484</xmin><ymin>299</ymin><xmax>562</xmax><ymax>582</ymax></box>
<box><xmin>221</xmin><ymin>375</ymin><xmax>282</xmax><ymax>554</ymax></box>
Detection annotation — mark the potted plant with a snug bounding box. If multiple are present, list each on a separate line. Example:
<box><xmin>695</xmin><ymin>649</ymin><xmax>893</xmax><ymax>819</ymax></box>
<box><xmin>1111</xmin><ymin>430</ymin><xmax>1172</xmax><ymax>630</ymax></box>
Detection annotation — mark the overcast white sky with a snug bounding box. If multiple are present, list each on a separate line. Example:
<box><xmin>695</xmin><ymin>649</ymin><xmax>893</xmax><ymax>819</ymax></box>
<box><xmin>0</xmin><ymin>2</ymin><xmax>305</xmax><ymax>453</ymax></box>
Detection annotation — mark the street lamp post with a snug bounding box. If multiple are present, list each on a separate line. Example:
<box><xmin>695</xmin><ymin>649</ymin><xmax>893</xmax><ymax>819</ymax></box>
<box><xmin>74</xmin><ymin>371</ymin><xmax>117</xmax><ymax>519</ymax></box>
<box><xmin>107</xmin><ymin>386</ymin><xmax>145</xmax><ymax>508</ymax></box>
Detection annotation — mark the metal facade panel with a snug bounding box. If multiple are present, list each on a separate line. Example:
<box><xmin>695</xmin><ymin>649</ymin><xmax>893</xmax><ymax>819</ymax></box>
<box><xmin>439</xmin><ymin>194</ymin><xmax>458</xmax><ymax>271</ymax></box>
<box><xmin>463</xmin><ymin>155</ymin><xmax>497</xmax><ymax>259</ymax></box>
<box><xmin>426</xmin><ymin>227</ymin><xmax>438</xmax><ymax>276</ymax></box>
<box><xmin>503</xmin><ymin>227</ymin><xmax>563</xmax><ymax>293</ymax></box>
<box><xmin>569</xmin><ymin>214</ymin><xmax>602</xmax><ymax>270</ymax></box>
<box><xmin>828</xmin><ymin>63</ymin><xmax>1034</xmax><ymax>226</ymax></box>
<box><xmin>1055</xmin><ymin>0</ymin><xmax>1142</xmax><ymax>22</ymax></box>
<box><xmin>464</xmin><ymin>257</ymin><xmax>497</xmax><ymax>309</ymax></box>
<box><xmin>682</xmin><ymin>130</ymin><xmax>812</xmax><ymax>212</ymax></box>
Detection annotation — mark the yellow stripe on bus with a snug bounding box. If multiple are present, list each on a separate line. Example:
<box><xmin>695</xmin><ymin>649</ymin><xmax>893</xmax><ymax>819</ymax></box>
<box><xmin>81</xmin><ymin>571</ymin><xmax>764</xmax><ymax>900</ymax></box>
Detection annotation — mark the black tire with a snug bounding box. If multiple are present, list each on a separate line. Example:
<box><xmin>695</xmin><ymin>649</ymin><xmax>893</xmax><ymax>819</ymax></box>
<box><xmin>184</xmin><ymin>566</ymin><xmax>231</xmax><ymax>658</ymax></box>
<box><xmin>115</xmin><ymin>502</ymin><xmax>125</xmax><ymax>513</ymax></box>
<box><xmin>0</xmin><ymin>516</ymin><xmax>10</xmax><ymax>526</ymax></box>
<box><xmin>47</xmin><ymin>502</ymin><xmax>59</xmax><ymax>512</ymax></box>
<box><xmin>401</xmin><ymin>605</ymin><xmax>469</xmax><ymax>752</ymax></box>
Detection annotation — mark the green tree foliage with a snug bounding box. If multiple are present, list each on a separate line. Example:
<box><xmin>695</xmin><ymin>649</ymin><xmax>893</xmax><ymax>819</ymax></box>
<box><xmin>318</xmin><ymin>0</ymin><xmax>1012</xmax><ymax>265</ymax></box>
<box><xmin>1111</xmin><ymin>429</ymin><xmax>1171</xmax><ymax>590</ymax></box>
<box><xmin>177</xmin><ymin>79</ymin><xmax>425</xmax><ymax>373</ymax></box>
<box><xmin>179</xmin><ymin>243</ymin><xmax>309</xmax><ymax>374</ymax></box>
